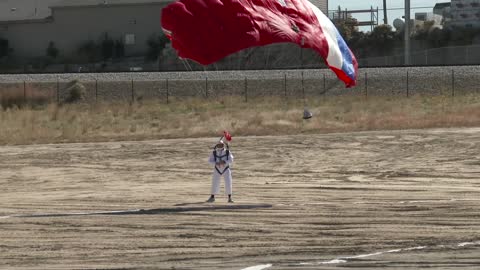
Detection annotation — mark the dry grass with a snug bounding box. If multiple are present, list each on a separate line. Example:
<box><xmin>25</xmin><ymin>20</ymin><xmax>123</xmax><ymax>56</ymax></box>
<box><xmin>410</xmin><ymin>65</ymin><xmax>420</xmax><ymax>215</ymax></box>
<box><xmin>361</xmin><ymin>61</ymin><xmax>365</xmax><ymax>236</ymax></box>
<box><xmin>0</xmin><ymin>93</ymin><xmax>479</xmax><ymax>145</ymax></box>
<box><xmin>0</xmin><ymin>84</ymin><xmax>53</xmax><ymax>109</ymax></box>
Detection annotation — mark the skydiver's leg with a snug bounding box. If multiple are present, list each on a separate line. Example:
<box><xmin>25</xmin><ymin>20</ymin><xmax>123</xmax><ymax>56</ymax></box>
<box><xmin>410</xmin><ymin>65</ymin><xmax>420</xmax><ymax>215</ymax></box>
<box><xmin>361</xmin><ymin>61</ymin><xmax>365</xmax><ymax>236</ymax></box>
<box><xmin>224</xmin><ymin>169</ymin><xmax>233</xmax><ymax>203</ymax></box>
<box><xmin>208</xmin><ymin>171</ymin><xmax>221</xmax><ymax>202</ymax></box>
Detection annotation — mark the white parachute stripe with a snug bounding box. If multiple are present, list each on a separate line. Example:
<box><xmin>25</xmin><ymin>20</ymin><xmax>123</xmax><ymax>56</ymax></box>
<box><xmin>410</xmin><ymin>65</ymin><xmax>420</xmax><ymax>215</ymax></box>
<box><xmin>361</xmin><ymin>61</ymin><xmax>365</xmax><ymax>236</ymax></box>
<box><xmin>306</xmin><ymin>1</ymin><xmax>343</xmax><ymax>70</ymax></box>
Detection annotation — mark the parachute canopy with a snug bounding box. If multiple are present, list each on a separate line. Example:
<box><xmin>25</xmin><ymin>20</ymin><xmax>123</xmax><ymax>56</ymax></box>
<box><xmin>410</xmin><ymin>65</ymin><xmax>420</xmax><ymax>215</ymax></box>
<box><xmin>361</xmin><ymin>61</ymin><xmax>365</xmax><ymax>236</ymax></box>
<box><xmin>161</xmin><ymin>0</ymin><xmax>358</xmax><ymax>87</ymax></box>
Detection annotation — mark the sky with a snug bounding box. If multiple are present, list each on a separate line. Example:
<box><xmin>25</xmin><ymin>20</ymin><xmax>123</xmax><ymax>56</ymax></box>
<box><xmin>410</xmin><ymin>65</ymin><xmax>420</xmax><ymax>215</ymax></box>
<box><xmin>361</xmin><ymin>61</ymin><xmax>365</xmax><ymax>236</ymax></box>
<box><xmin>329</xmin><ymin>0</ymin><xmax>448</xmax><ymax>31</ymax></box>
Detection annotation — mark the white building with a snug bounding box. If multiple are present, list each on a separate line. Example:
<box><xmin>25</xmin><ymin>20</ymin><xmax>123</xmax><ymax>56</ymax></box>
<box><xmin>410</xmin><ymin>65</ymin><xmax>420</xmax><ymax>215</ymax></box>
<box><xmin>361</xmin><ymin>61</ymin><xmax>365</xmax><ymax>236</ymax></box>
<box><xmin>414</xmin><ymin>12</ymin><xmax>443</xmax><ymax>29</ymax></box>
<box><xmin>450</xmin><ymin>0</ymin><xmax>480</xmax><ymax>28</ymax></box>
<box><xmin>308</xmin><ymin>0</ymin><xmax>328</xmax><ymax>12</ymax></box>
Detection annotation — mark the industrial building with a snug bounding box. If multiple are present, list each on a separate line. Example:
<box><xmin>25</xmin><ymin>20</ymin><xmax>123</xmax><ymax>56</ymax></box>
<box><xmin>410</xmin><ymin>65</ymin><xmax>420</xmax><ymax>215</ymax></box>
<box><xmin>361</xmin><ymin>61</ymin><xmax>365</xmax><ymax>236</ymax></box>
<box><xmin>450</xmin><ymin>0</ymin><xmax>480</xmax><ymax>27</ymax></box>
<box><xmin>0</xmin><ymin>0</ymin><xmax>169</xmax><ymax>63</ymax></box>
<box><xmin>0</xmin><ymin>0</ymin><xmax>329</xmax><ymax>67</ymax></box>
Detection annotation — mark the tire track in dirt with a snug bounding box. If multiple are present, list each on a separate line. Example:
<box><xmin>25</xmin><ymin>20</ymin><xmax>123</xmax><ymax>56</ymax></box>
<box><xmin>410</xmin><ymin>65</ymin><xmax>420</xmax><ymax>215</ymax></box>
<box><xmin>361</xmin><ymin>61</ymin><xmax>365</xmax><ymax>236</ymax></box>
<box><xmin>0</xmin><ymin>128</ymin><xmax>479</xmax><ymax>269</ymax></box>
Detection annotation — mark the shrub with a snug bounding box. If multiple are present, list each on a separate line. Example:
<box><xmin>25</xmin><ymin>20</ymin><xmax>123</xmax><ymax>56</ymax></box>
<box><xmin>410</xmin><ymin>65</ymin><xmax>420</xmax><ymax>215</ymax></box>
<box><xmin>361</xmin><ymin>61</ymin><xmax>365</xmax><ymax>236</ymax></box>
<box><xmin>64</xmin><ymin>80</ymin><xmax>87</xmax><ymax>103</ymax></box>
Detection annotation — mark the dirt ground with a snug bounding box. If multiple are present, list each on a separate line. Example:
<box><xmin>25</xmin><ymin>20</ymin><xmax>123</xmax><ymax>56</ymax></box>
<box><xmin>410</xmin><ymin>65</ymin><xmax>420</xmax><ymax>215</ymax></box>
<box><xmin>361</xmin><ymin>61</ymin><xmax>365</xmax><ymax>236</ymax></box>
<box><xmin>0</xmin><ymin>128</ymin><xmax>479</xmax><ymax>270</ymax></box>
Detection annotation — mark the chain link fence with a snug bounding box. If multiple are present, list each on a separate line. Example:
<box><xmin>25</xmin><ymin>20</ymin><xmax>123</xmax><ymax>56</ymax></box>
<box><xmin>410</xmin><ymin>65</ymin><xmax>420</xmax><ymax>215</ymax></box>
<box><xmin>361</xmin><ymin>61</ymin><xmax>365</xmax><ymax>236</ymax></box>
<box><xmin>3</xmin><ymin>43</ymin><xmax>480</xmax><ymax>74</ymax></box>
<box><xmin>1</xmin><ymin>66</ymin><xmax>479</xmax><ymax>107</ymax></box>
<box><xmin>358</xmin><ymin>45</ymin><xmax>480</xmax><ymax>67</ymax></box>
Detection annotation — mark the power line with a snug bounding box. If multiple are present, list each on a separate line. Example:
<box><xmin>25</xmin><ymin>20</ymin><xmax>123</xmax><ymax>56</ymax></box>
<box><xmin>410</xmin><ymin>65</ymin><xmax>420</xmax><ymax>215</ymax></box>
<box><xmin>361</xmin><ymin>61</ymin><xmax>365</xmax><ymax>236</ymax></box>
<box><xmin>386</xmin><ymin>6</ymin><xmax>437</xmax><ymax>11</ymax></box>
<box><xmin>330</xmin><ymin>6</ymin><xmax>437</xmax><ymax>12</ymax></box>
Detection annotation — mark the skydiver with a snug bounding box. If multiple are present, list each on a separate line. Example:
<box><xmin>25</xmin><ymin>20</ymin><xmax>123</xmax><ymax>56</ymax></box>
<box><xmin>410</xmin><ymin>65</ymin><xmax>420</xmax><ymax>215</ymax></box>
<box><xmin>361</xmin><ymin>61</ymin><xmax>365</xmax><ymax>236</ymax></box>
<box><xmin>206</xmin><ymin>140</ymin><xmax>234</xmax><ymax>203</ymax></box>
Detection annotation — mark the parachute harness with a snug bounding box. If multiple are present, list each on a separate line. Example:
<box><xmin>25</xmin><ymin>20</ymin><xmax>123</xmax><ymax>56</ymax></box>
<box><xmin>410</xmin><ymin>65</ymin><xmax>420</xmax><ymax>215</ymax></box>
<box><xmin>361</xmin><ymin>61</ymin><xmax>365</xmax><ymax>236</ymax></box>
<box><xmin>213</xmin><ymin>149</ymin><xmax>230</xmax><ymax>175</ymax></box>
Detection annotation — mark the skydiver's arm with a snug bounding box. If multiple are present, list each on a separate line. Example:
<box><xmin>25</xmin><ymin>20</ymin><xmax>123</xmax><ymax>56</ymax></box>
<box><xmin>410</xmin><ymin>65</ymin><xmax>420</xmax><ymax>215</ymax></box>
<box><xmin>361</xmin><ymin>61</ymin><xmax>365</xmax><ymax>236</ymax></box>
<box><xmin>226</xmin><ymin>152</ymin><xmax>234</xmax><ymax>165</ymax></box>
<box><xmin>208</xmin><ymin>152</ymin><xmax>216</xmax><ymax>165</ymax></box>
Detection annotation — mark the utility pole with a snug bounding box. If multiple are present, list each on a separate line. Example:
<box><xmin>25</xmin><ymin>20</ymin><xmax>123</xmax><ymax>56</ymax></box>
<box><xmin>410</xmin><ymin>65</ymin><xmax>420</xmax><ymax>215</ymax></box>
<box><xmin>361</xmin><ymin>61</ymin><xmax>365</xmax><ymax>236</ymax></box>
<box><xmin>383</xmin><ymin>0</ymin><xmax>388</xmax><ymax>24</ymax></box>
<box><xmin>404</xmin><ymin>0</ymin><xmax>411</xmax><ymax>66</ymax></box>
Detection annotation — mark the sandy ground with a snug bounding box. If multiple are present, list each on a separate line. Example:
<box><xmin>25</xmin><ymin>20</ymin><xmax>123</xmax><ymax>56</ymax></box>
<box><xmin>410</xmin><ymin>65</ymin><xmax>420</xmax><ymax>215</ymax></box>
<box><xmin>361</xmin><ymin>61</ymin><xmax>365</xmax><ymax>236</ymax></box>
<box><xmin>0</xmin><ymin>128</ymin><xmax>479</xmax><ymax>270</ymax></box>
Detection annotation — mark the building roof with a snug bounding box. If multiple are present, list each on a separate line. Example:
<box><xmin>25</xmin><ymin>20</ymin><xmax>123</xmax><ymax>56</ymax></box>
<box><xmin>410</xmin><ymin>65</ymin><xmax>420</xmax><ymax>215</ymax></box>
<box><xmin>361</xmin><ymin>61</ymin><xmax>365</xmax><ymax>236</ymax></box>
<box><xmin>0</xmin><ymin>0</ymin><xmax>170</xmax><ymax>23</ymax></box>
<box><xmin>49</xmin><ymin>0</ymin><xmax>171</xmax><ymax>9</ymax></box>
<box><xmin>0</xmin><ymin>0</ymin><xmax>61</xmax><ymax>21</ymax></box>
<box><xmin>434</xmin><ymin>3</ymin><xmax>451</xmax><ymax>10</ymax></box>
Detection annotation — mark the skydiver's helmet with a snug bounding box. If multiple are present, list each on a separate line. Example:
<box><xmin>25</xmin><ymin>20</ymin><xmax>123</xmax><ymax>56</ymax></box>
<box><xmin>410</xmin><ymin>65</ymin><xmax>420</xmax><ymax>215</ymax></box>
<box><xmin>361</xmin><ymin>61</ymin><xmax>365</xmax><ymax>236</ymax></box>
<box><xmin>215</xmin><ymin>140</ymin><xmax>226</xmax><ymax>151</ymax></box>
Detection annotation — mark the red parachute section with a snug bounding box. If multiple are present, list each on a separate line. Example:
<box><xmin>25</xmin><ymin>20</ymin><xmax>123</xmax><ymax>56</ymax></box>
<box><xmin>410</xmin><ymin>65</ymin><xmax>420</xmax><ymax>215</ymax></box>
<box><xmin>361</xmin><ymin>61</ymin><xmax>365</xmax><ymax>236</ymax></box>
<box><xmin>161</xmin><ymin>0</ymin><xmax>358</xmax><ymax>87</ymax></box>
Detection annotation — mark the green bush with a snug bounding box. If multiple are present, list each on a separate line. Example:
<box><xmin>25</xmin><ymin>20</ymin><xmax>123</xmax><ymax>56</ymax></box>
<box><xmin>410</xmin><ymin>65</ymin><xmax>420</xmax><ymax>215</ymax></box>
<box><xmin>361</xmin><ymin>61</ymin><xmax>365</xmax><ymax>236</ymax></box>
<box><xmin>64</xmin><ymin>80</ymin><xmax>87</xmax><ymax>103</ymax></box>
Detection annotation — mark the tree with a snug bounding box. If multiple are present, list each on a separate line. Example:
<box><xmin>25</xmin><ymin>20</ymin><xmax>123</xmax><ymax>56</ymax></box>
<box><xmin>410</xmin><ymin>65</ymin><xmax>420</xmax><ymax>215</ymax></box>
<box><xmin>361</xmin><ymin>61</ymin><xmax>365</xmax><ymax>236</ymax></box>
<box><xmin>366</xmin><ymin>24</ymin><xmax>397</xmax><ymax>56</ymax></box>
<box><xmin>114</xmin><ymin>39</ymin><xmax>125</xmax><ymax>58</ymax></box>
<box><xmin>101</xmin><ymin>34</ymin><xmax>114</xmax><ymax>60</ymax></box>
<box><xmin>427</xmin><ymin>27</ymin><xmax>449</xmax><ymax>48</ymax></box>
<box><xmin>346</xmin><ymin>31</ymin><xmax>368</xmax><ymax>58</ymax></box>
<box><xmin>78</xmin><ymin>40</ymin><xmax>99</xmax><ymax>63</ymax></box>
<box><xmin>46</xmin><ymin>41</ymin><xmax>59</xmax><ymax>59</ymax></box>
<box><xmin>334</xmin><ymin>17</ymin><xmax>359</xmax><ymax>41</ymax></box>
<box><xmin>0</xmin><ymin>38</ymin><xmax>9</xmax><ymax>58</ymax></box>
<box><xmin>448</xmin><ymin>26</ymin><xmax>480</xmax><ymax>46</ymax></box>
<box><xmin>145</xmin><ymin>34</ymin><xmax>170</xmax><ymax>61</ymax></box>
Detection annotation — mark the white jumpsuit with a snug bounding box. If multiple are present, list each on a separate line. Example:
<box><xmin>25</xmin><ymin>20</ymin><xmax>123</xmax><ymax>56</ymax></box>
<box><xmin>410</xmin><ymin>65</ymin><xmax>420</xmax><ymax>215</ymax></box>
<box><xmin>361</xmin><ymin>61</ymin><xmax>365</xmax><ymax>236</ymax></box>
<box><xmin>208</xmin><ymin>149</ymin><xmax>234</xmax><ymax>195</ymax></box>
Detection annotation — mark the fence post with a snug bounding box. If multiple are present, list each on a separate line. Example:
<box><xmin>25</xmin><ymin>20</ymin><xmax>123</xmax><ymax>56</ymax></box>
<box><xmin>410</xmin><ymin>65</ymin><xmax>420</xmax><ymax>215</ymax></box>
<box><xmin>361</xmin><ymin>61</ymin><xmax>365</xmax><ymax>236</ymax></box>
<box><xmin>166</xmin><ymin>78</ymin><xmax>169</xmax><ymax>104</ymax></box>
<box><xmin>244</xmin><ymin>77</ymin><xmax>248</xmax><ymax>102</ymax></box>
<box><xmin>95</xmin><ymin>79</ymin><xmax>98</xmax><ymax>102</ymax></box>
<box><xmin>323</xmin><ymin>73</ymin><xmax>326</xmax><ymax>96</ymax></box>
<box><xmin>284</xmin><ymin>73</ymin><xmax>287</xmax><ymax>97</ymax></box>
<box><xmin>131</xmin><ymin>79</ymin><xmax>134</xmax><ymax>103</ymax></box>
<box><xmin>406</xmin><ymin>71</ymin><xmax>409</xmax><ymax>98</ymax></box>
<box><xmin>364</xmin><ymin>72</ymin><xmax>368</xmax><ymax>98</ymax></box>
<box><xmin>205</xmin><ymin>77</ymin><xmax>208</xmax><ymax>98</ymax></box>
<box><xmin>56</xmin><ymin>78</ymin><xmax>60</xmax><ymax>103</ymax></box>
<box><xmin>301</xmin><ymin>71</ymin><xmax>305</xmax><ymax>102</ymax></box>
<box><xmin>452</xmin><ymin>69</ymin><xmax>455</xmax><ymax>97</ymax></box>
<box><xmin>23</xmin><ymin>81</ymin><xmax>26</xmax><ymax>104</ymax></box>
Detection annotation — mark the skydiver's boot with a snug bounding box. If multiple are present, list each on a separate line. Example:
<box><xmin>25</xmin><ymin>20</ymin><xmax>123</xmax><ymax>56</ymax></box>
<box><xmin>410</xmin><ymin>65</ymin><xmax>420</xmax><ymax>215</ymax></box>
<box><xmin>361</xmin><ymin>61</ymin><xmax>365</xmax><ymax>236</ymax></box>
<box><xmin>206</xmin><ymin>195</ymin><xmax>215</xmax><ymax>203</ymax></box>
<box><xmin>228</xmin><ymin>194</ymin><xmax>234</xmax><ymax>203</ymax></box>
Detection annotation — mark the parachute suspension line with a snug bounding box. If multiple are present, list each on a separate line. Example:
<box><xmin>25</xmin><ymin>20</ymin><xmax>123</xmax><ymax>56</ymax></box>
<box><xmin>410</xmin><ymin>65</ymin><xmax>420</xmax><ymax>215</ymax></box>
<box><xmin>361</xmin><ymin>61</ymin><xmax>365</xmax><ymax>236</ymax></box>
<box><xmin>181</xmin><ymin>59</ymin><xmax>189</xmax><ymax>71</ymax></box>
<box><xmin>185</xmin><ymin>59</ymin><xmax>193</xmax><ymax>71</ymax></box>
<box><xmin>181</xmin><ymin>58</ymin><xmax>193</xmax><ymax>71</ymax></box>
<box><xmin>301</xmin><ymin>71</ymin><xmax>312</xmax><ymax>119</ymax></box>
